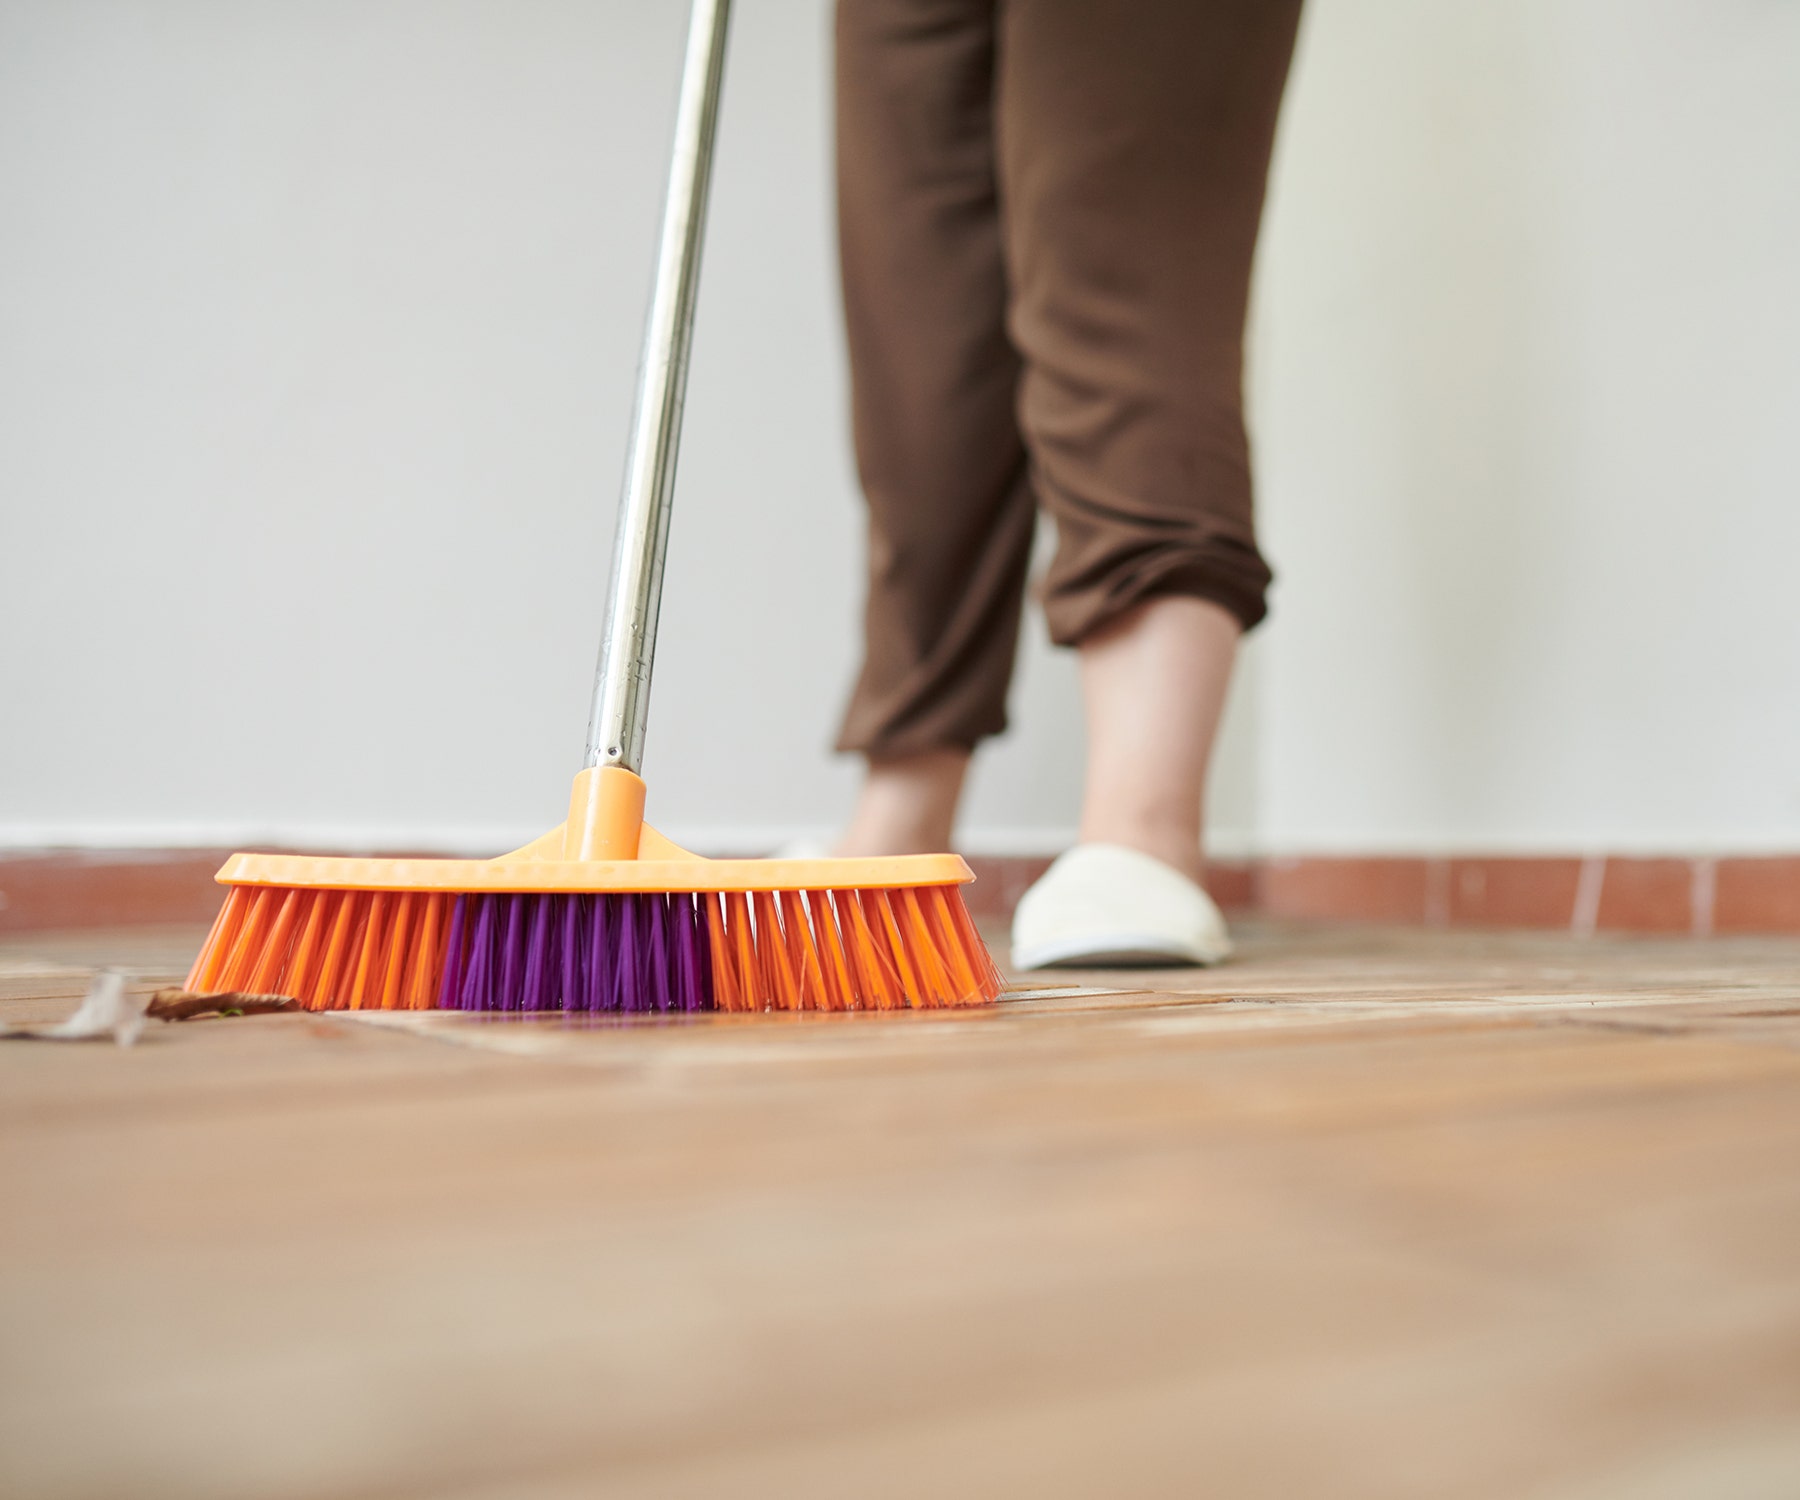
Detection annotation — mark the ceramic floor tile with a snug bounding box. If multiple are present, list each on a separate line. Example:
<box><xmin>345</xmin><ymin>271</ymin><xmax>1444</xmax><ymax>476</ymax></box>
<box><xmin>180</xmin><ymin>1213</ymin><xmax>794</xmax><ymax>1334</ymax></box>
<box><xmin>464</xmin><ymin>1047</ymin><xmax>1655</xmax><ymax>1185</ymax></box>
<box><xmin>2</xmin><ymin>920</ymin><xmax>1798</xmax><ymax>1499</ymax></box>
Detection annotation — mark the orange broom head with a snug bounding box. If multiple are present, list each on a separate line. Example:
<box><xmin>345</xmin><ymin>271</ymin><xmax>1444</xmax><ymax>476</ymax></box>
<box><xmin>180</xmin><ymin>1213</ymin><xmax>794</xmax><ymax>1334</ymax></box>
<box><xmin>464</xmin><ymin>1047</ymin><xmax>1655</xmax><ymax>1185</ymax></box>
<box><xmin>186</xmin><ymin>768</ymin><xmax>1004</xmax><ymax>1015</ymax></box>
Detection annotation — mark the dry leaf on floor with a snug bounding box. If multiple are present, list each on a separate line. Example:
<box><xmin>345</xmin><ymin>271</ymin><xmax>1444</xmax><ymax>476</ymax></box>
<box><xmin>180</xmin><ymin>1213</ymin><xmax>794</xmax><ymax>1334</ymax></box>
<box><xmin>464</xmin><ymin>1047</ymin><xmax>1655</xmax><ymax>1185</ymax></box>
<box><xmin>146</xmin><ymin>990</ymin><xmax>300</xmax><ymax>1021</ymax></box>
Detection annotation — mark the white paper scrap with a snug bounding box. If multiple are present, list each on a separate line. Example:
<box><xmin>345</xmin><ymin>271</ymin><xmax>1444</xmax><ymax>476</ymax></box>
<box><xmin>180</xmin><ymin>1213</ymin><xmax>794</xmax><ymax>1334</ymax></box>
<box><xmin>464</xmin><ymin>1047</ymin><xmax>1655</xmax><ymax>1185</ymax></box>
<box><xmin>0</xmin><ymin>970</ymin><xmax>148</xmax><ymax>1047</ymax></box>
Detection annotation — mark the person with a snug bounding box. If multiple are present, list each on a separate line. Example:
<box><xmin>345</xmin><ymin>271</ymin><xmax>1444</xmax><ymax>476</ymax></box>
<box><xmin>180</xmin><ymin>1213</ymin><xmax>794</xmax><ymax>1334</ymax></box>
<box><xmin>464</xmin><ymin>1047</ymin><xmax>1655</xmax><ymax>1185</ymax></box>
<box><xmin>829</xmin><ymin>0</ymin><xmax>1304</xmax><ymax>968</ymax></box>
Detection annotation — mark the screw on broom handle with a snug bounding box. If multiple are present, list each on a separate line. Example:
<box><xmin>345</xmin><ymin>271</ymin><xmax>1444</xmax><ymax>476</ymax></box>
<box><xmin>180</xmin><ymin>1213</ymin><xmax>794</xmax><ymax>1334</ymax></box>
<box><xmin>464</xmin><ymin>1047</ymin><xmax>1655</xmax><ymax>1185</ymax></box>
<box><xmin>585</xmin><ymin>0</ymin><xmax>733</xmax><ymax>774</ymax></box>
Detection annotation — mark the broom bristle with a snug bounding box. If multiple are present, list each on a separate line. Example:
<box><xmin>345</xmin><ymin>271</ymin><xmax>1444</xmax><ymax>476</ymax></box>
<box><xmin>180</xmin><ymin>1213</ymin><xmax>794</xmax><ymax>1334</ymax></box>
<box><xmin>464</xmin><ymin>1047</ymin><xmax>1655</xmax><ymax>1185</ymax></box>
<box><xmin>186</xmin><ymin>883</ymin><xmax>1002</xmax><ymax>1013</ymax></box>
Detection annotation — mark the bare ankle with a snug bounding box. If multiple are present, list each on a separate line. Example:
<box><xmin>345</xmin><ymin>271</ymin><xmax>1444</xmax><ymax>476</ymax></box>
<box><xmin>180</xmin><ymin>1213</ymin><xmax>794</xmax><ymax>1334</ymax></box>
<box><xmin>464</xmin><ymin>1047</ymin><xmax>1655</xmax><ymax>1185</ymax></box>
<box><xmin>1074</xmin><ymin>596</ymin><xmax>1236</xmax><ymax>890</ymax></box>
<box><xmin>1076</xmin><ymin>815</ymin><xmax>1206</xmax><ymax>885</ymax></box>
<box><xmin>837</xmin><ymin>748</ymin><xmax>971</xmax><ymax>857</ymax></box>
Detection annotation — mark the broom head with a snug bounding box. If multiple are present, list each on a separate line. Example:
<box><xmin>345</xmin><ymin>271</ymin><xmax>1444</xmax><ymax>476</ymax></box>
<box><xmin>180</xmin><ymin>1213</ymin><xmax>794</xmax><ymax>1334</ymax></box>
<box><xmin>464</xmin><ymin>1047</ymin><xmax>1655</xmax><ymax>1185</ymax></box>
<box><xmin>187</xmin><ymin>769</ymin><xmax>1003</xmax><ymax>1014</ymax></box>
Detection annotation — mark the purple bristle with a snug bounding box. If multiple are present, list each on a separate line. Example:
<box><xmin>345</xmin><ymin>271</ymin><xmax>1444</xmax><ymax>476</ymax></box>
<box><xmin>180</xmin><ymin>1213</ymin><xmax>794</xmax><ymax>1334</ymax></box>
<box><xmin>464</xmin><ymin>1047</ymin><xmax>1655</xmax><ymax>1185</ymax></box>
<box><xmin>614</xmin><ymin>894</ymin><xmax>640</xmax><ymax>1012</ymax></box>
<box><xmin>645</xmin><ymin>895</ymin><xmax>672</xmax><ymax>1012</ymax></box>
<box><xmin>673</xmin><ymin>894</ymin><xmax>708</xmax><ymax>1011</ymax></box>
<box><xmin>491</xmin><ymin>896</ymin><xmax>517</xmax><ymax>1011</ymax></box>
<box><xmin>559</xmin><ymin>895</ymin><xmax>584</xmax><ymax>1009</ymax></box>
<box><xmin>458</xmin><ymin>896</ymin><xmax>496</xmax><ymax>1010</ymax></box>
<box><xmin>432</xmin><ymin>890</ymin><xmax>717</xmax><ymax>1013</ymax></box>
<box><xmin>594</xmin><ymin>896</ymin><xmax>615</xmax><ymax>1015</ymax></box>
<box><xmin>666</xmin><ymin>898</ymin><xmax>690</xmax><ymax>1012</ymax></box>
<box><xmin>561</xmin><ymin>898</ymin><xmax>580</xmax><ymax>1007</ymax></box>
<box><xmin>520</xmin><ymin>896</ymin><xmax>553</xmax><ymax>1011</ymax></box>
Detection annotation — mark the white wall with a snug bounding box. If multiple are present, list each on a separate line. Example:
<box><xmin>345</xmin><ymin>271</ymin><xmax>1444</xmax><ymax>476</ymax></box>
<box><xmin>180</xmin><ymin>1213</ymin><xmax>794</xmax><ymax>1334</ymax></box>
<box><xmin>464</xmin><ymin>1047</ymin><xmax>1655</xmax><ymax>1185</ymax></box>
<box><xmin>1251</xmin><ymin>0</ymin><xmax>1800</xmax><ymax>853</ymax></box>
<box><xmin>2</xmin><ymin>1</ymin><xmax>1795</xmax><ymax>857</ymax></box>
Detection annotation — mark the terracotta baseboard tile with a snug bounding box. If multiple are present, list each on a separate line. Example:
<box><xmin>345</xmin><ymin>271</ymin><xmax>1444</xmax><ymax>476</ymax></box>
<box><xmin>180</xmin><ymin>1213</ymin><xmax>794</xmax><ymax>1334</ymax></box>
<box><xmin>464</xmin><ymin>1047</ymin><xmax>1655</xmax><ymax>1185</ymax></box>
<box><xmin>1713</xmin><ymin>857</ymin><xmax>1800</xmax><ymax>934</ymax></box>
<box><xmin>1205</xmin><ymin>860</ymin><xmax>1257</xmax><ymax>913</ymax></box>
<box><xmin>1447</xmin><ymin>858</ymin><xmax>1585</xmax><ymax>931</ymax></box>
<box><xmin>0</xmin><ymin>851</ymin><xmax>234</xmax><ymax>935</ymax></box>
<box><xmin>1592</xmin><ymin>858</ymin><xmax>1698</xmax><ymax>934</ymax></box>
<box><xmin>1260</xmin><ymin>858</ymin><xmax>1430</xmax><ymax>925</ymax></box>
<box><xmin>6</xmin><ymin>848</ymin><xmax>1800</xmax><ymax>938</ymax></box>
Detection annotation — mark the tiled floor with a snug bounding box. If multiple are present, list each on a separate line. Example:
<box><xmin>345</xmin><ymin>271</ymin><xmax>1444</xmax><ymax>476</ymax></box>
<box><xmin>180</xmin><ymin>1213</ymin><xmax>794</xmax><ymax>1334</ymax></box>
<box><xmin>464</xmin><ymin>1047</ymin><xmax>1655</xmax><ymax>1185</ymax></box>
<box><xmin>3</xmin><ymin>921</ymin><xmax>1799</xmax><ymax>1498</ymax></box>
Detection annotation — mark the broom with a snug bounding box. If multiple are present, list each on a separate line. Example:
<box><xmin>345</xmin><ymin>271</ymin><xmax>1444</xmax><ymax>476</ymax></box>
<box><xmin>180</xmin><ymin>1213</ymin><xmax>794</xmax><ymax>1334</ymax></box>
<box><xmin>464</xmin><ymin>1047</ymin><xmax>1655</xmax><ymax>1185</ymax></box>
<box><xmin>185</xmin><ymin>0</ymin><xmax>1002</xmax><ymax>1015</ymax></box>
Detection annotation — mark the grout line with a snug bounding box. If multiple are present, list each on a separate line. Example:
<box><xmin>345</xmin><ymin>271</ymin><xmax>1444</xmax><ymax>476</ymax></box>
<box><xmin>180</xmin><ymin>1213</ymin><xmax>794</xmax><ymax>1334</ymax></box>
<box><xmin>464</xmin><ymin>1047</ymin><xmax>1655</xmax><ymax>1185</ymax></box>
<box><xmin>1424</xmin><ymin>858</ymin><xmax>1451</xmax><ymax>928</ymax></box>
<box><xmin>1691</xmin><ymin>857</ymin><xmax>1717</xmax><ymax>938</ymax></box>
<box><xmin>1571</xmin><ymin>855</ymin><xmax>1606</xmax><ymax>938</ymax></box>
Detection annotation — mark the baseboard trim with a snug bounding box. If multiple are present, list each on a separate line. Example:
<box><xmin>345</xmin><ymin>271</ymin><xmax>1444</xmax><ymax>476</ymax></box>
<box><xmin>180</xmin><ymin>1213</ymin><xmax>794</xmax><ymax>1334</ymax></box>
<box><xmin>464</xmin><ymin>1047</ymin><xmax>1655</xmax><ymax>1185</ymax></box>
<box><xmin>1202</xmin><ymin>855</ymin><xmax>1800</xmax><ymax>937</ymax></box>
<box><xmin>2</xmin><ymin>849</ymin><xmax>1797</xmax><ymax>937</ymax></box>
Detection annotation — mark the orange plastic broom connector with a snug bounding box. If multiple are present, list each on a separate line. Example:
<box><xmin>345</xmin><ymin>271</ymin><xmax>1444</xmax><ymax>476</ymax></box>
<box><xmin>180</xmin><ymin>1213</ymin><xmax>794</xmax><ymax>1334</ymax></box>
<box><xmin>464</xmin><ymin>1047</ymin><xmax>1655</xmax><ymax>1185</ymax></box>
<box><xmin>186</xmin><ymin>769</ymin><xmax>1004</xmax><ymax>1015</ymax></box>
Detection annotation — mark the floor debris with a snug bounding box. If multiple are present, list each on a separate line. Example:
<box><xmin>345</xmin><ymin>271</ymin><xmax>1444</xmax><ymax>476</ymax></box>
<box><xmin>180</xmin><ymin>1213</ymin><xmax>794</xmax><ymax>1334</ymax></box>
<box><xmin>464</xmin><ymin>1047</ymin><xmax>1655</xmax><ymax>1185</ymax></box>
<box><xmin>0</xmin><ymin>969</ymin><xmax>146</xmax><ymax>1046</ymax></box>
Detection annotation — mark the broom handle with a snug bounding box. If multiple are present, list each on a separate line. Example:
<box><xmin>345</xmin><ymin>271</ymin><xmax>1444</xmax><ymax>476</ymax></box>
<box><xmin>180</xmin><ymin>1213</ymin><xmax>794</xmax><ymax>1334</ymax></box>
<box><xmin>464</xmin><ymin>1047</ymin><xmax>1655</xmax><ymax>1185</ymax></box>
<box><xmin>585</xmin><ymin>0</ymin><xmax>732</xmax><ymax>773</ymax></box>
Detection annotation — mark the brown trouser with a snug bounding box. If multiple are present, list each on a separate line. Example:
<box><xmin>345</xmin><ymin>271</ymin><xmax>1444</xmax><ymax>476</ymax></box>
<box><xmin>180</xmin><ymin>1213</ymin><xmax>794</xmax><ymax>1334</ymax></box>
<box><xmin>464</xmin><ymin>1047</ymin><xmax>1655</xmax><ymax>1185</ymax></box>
<box><xmin>835</xmin><ymin>0</ymin><xmax>1303</xmax><ymax>756</ymax></box>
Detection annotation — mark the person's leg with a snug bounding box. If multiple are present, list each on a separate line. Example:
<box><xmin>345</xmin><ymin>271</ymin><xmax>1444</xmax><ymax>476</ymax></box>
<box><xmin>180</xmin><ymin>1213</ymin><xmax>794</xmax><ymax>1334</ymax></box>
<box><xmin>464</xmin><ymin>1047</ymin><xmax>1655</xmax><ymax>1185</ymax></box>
<box><xmin>998</xmin><ymin>0</ymin><xmax>1302</xmax><ymax>882</ymax></box>
<box><xmin>833</xmin><ymin>0</ymin><xmax>1031</xmax><ymax>852</ymax></box>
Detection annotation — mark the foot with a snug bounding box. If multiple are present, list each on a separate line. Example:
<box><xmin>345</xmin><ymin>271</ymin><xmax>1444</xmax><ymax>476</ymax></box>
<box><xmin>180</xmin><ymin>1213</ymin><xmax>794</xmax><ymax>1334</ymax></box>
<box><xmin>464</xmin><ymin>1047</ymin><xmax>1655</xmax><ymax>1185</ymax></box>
<box><xmin>1011</xmin><ymin>843</ymin><xmax>1232</xmax><ymax>969</ymax></box>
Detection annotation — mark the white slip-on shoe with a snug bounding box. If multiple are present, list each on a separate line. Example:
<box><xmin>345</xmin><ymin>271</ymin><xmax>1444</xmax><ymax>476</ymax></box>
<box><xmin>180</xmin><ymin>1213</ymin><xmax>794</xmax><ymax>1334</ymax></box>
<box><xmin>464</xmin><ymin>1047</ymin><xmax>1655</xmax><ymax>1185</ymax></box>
<box><xmin>1010</xmin><ymin>843</ymin><xmax>1232</xmax><ymax>970</ymax></box>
